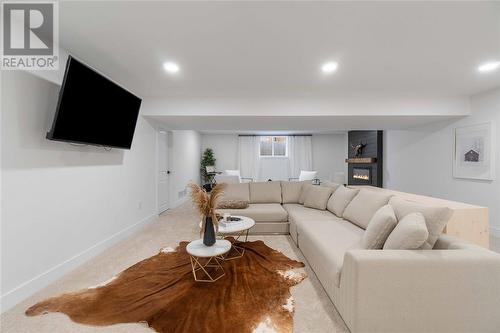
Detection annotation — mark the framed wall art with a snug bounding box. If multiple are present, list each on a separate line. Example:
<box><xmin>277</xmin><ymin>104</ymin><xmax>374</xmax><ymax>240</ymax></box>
<box><xmin>453</xmin><ymin>122</ymin><xmax>496</xmax><ymax>180</ymax></box>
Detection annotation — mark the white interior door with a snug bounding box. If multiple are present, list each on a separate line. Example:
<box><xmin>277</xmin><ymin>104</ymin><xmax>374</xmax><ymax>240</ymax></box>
<box><xmin>157</xmin><ymin>130</ymin><xmax>170</xmax><ymax>214</ymax></box>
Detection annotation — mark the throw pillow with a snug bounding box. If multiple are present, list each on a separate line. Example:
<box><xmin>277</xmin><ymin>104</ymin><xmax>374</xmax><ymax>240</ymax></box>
<box><xmin>303</xmin><ymin>186</ymin><xmax>334</xmax><ymax>210</ymax></box>
<box><xmin>389</xmin><ymin>197</ymin><xmax>452</xmax><ymax>249</ymax></box>
<box><xmin>281</xmin><ymin>181</ymin><xmax>306</xmax><ymax>204</ymax></box>
<box><xmin>343</xmin><ymin>189</ymin><xmax>393</xmax><ymax>229</ymax></box>
<box><xmin>383</xmin><ymin>212</ymin><xmax>429</xmax><ymax>250</ymax></box>
<box><xmin>326</xmin><ymin>186</ymin><xmax>359</xmax><ymax>217</ymax></box>
<box><xmin>217</xmin><ymin>200</ymin><xmax>249</xmax><ymax>209</ymax></box>
<box><xmin>298</xmin><ymin>183</ymin><xmax>313</xmax><ymax>204</ymax></box>
<box><xmin>361</xmin><ymin>205</ymin><xmax>398</xmax><ymax>249</ymax></box>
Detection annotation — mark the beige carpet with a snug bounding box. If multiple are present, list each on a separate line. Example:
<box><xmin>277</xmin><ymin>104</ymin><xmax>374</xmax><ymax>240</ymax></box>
<box><xmin>0</xmin><ymin>203</ymin><xmax>349</xmax><ymax>333</ymax></box>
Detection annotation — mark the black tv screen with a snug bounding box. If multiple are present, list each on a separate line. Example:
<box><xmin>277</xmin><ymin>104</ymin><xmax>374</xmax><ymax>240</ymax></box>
<box><xmin>47</xmin><ymin>56</ymin><xmax>142</xmax><ymax>149</ymax></box>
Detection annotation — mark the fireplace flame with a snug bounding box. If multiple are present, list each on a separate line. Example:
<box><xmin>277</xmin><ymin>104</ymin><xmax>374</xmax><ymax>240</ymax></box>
<box><xmin>353</xmin><ymin>174</ymin><xmax>370</xmax><ymax>181</ymax></box>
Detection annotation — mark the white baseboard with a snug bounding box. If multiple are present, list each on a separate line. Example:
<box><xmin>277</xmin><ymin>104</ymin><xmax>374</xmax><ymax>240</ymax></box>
<box><xmin>0</xmin><ymin>213</ymin><xmax>157</xmax><ymax>313</ymax></box>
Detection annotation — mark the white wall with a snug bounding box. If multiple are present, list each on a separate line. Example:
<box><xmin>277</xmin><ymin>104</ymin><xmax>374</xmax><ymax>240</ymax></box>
<box><xmin>143</xmin><ymin>96</ymin><xmax>470</xmax><ymax>131</ymax></box>
<box><xmin>385</xmin><ymin>89</ymin><xmax>500</xmax><ymax>234</ymax></box>
<box><xmin>1</xmin><ymin>71</ymin><xmax>157</xmax><ymax>311</ymax></box>
<box><xmin>143</xmin><ymin>95</ymin><xmax>470</xmax><ymax>117</ymax></box>
<box><xmin>201</xmin><ymin>134</ymin><xmax>238</xmax><ymax>172</ymax></box>
<box><xmin>200</xmin><ymin>133</ymin><xmax>346</xmax><ymax>181</ymax></box>
<box><xmin>169</xmin><ymin>130</ymin><xmax>201</xmax><ymax>207</ymax></box>
<box><xmin>312</xmin><ymin>134</ymin><xmax>347</xmax><ymax>181</ymax></box>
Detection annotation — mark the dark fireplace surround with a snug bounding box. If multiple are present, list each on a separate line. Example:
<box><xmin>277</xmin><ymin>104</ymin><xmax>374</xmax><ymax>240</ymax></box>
<box><xmin>346</xmin><ymin>131</ymin><xmax>383</xmax><ymax>187</ymax></box>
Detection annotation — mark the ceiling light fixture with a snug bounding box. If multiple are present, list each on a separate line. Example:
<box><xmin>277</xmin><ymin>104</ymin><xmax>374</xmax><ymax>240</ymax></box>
<box><xmin>477</xmin><ymin>61</ymin><xmax>500</xmax><ymax>73</ymax></box>
<box><xmin>321</xmin><ymin>62</ymin><xmax>338</xmax><ymax>74</ymax></box>
<box><xmin>163</xmin><ymin>62</ymin><xmax>180</xmax><ymax>73</ymax></box>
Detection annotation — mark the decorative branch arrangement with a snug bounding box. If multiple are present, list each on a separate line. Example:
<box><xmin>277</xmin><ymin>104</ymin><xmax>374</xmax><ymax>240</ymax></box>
<box><xmin>188</xmin><ymin>183</ymin><xmax>226</xmax><ymax>238</ymax></box>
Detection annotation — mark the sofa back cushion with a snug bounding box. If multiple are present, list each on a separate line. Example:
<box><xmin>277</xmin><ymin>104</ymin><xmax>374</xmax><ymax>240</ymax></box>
<box><xmin>321</xmin><ymin>181</ymin><xmax>342</xmax><ymax>192</ymax></box>
<box><xmin>343</xmin><ymin>189</ymin><xmax>393</xmax><ymax>229</ymax></box>
<box><xmin>383</xmin><ymin>212</ymin><xmax>429</xmax><ymax>250</ymax></box>
<box><xmin>281</xmin><ymin>181</ymin><xmax>305</xmax><ymax>204</ymax></box>
<box><xmin>220</xmin><ymin>183</ymin><xmax>250</xmax><ymax>202</ymax></box>
<box><xmin>361</xmin><ymin>205</ymin><xmax>398</xmax><ymax>249</ymax></box>
<box><xmin>250</xmin><ymin>181</ymin><xmax>282</xmax><ymax>203</ymax></box>
<box><xmin>298</xmin><ymin>183</ymin><xmax>313</xmax><ymax>204</ymax></box>
<box><xmin>389</xmin><ymin>197</ymin><xmax>452</xmax><ymax>249</ymax></box>
<box><xmin>327</xmin><ymin>186</ymin><xmax>359</xmax><ymax>217</ymax></box>
<box><xmin>304</xmin><ymin>186</ymin><xmax>334</xmax><ymax>210</ymax></box>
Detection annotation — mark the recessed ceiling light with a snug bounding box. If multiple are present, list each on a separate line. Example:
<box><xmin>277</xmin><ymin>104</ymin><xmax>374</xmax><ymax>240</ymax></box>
<box><xmin>321</xmin><ymin>62</ymin><xmax>338</xmax><ymax>74</ymax></box>
<box><xmin>163</xmin><ymin>62</ymin><xmax>180</xmax><ymax>73</ymax></box>
<box><xmin>477</xmin><ymin>61</ymin><xmax>500</xmax><ymax>73</ymax></box>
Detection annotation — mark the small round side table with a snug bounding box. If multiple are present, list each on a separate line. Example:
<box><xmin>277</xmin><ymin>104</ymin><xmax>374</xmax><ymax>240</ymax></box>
<box><xmin>198</xmin><ymin>216</ymin><xmax>255</xmax><ymax>260</ymax></box>
<box><xmin>217</xmin><ymin>216</ymin><xmax>255</xmax><ymax>260</ymax></box>
<box><xmin>186</xmin><ymin>239</ymin><xmax>231</xmax><ymax>282</ymax></box>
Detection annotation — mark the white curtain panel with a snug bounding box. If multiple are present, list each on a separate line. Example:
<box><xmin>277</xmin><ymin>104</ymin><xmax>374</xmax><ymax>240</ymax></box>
<box><xmin>238</xmin><ymin>136</ymin><xmax>261</xmax><ymax>181</ymax></box>
<box><xmin>224</xmin><ymin>169</ymin><xmax>242</xmax><ymax>183</ymax></box>
<box><xmin>288</xmin><ymin>136</ymin><xmax>313</xmax><ymax>179</ymax></box>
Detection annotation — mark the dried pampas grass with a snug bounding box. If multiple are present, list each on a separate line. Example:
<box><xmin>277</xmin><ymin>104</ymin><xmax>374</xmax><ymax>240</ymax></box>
<box><xmin>188</xmin><ymin>183</ymin><xmax>226</xmax><ymax>235</ymax></box>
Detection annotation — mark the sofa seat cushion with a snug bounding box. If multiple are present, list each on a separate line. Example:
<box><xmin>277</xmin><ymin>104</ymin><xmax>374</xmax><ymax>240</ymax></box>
<box><xmin>217</xmin><ymin>203</ymin><xmax>288</xmax><ymax>222</ymax></box>
<box><xmin>297</xmin><ymin>219</ymin><xmax>363</xmax><ymax>287</ymax></box>
<box><xmin>283</xmin><ymin>204</ymin><xmax>340</xmax><ymax>222</ymax></box>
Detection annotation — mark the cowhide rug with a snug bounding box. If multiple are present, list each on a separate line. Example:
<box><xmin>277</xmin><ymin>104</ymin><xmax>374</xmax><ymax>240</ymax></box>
<box><xmin>26</xmin><ymin>239</ymin><xmax>306</xmax><ymax>333</ymax></box>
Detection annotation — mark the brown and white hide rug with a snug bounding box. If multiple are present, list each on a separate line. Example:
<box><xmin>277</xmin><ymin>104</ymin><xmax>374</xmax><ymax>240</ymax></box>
<box><xmin>26</xmin><ymin>239</ymin><xmax>307</xmax><ymax>333</ymax></box>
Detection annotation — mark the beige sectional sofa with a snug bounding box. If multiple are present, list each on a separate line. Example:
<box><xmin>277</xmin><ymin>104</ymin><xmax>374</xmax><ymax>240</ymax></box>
<box><xmin>217</xmin><ymin>181</ymin><xmax>290</xmax><ymax>234</ymax></box>
<box><xmin>217</xmin><ymin>181</ymin><xmax>500</xmax><ymax>333</ymax></box>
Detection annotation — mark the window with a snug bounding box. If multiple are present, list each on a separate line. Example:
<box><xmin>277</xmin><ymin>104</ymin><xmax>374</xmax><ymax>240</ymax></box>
<box><xmin>260</xmin><ymin>136</ymin><xmax>287</xmax><ymax>157</ymax></box>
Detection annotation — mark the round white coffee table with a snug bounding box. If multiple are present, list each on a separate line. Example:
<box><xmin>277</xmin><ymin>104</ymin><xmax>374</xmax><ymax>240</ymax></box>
<box><xmin>186</xmin><ymin>239</ymin><xmax>231</xmax><ymax>282</ymax></box>
<box><xmin>218</xmin><ymin>216</ymin><xmax>255</xmax><ymax>260</ymax></box>
<box><xmin>218</xmin><ymin>215</ymin><xmax>255</xmax><ymax>240</ymax></box>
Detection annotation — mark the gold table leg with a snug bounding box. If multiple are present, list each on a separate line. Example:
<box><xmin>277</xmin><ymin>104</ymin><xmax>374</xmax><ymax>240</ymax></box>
<box><xmin>223</xmin><ymin>244</ymin><xmax>245</xmax><ymax>260</ymax></box>
<box><xmin>218</xmin><ymin>229</ymin><xmax>249</xmax><ymax>260</ymax></box>
<box><xmin>189</xmin><ymin>255</ymin><xmax>225</xmax><ymax>282</ymax></box>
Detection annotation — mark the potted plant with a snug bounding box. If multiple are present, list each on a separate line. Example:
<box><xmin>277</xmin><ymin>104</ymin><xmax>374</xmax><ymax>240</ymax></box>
<box><xmin>188</xmin><ymin>183</ymin><xmax>226</xmax><ymax>246</ymax></box>
<box><xmin>200</xmin><ymin>148</ymin><xmax>216</xmax><ymax>184</ymax></box>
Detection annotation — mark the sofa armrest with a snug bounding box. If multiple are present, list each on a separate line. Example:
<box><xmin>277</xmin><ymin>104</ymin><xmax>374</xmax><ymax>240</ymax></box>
<box><xmin>340</xmin><ymin>249</ymin><xmax>500</xmax><ymax>333</ymax></box>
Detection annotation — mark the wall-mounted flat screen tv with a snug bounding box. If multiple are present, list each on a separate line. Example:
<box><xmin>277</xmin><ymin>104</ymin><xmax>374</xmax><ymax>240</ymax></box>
<box><xmin>46</xmin><ymin>56</ymin><xmax>142</xmax><ymax>149</ymax></box>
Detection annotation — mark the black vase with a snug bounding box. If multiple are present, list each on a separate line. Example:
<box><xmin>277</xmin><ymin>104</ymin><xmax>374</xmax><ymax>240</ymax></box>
<box><xmin>203</xmin><ymin>216</ymin><xmax>216</xmax><ymax>246</ymax></box>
